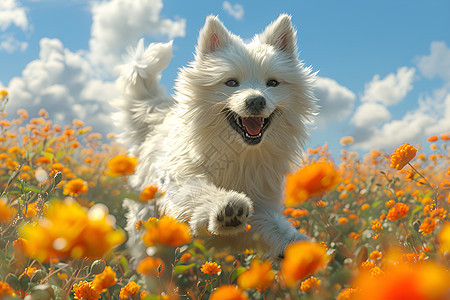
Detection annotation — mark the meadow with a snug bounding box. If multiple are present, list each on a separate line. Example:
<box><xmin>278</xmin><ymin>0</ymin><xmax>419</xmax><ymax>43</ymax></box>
<box><xmin>0</xmin><ymin>89</ymin><xmax>449</xmax><ymax>299</ymax></box>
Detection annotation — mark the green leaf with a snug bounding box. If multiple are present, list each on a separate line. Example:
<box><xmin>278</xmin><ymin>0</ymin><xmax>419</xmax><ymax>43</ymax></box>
<box><xmin>230</xmin><ymin>266</ymin><xmax>246</xmax><ymax>284</ymax></box>
<box><xmin>42</xmin><ymin>151</ymin><xmax>54</xmax><ymax>161</ymax></box>
<box><xmin>120</xmin><ymin>256</ymin><xmax>129</xmax><ymax>273</ymax></box>
<box><xmin>121</xmin><ymin>192</ymin><xmax>140</xmax><ymax>202</ymax></box>
<box><xmin>18</xmin><ymin>182</ymin><xmax>41</xmax><ymax>193</ymax></box>
<box><xmin>173</xmin><ymin>263</ymin><xmax>196</xmax><ymax>274</ymax></box>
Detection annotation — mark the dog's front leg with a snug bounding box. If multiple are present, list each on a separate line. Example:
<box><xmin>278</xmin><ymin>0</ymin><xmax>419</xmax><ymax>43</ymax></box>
<box><xmin>250</xmin><ymin>205</ymin><xmax>310</xmax><ymax>259</ymax></box>
<box><xmin>162</xmin><ymin>179</ymin><xmax>254</xmax><ymax>237</ymax></box>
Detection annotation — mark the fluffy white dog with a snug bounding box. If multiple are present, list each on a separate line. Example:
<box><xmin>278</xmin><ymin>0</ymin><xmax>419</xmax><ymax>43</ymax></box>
<box><xmin>117</xmin><ymin>14</ymin><xmax>317</xmax><ymax>259</ymax></box>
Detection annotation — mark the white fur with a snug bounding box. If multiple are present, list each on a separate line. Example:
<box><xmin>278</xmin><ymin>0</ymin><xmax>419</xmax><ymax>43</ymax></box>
<box><xmin>117</xmin><ymin>15</ymin><xmax>317</xmax><ymax>260</ymax></box>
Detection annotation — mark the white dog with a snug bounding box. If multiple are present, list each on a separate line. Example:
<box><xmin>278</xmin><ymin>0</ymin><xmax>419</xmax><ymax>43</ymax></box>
<box><xmin>117</xmin><ymin>14</ymin><xmax>317</xmax><ymax>259</ymax></box>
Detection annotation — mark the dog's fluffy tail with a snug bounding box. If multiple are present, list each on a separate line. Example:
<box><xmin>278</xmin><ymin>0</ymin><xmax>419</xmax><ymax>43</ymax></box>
<box><xmin>114</xmin><ymin>39</ymin><xmax>174</xmax><ymax>147</ymax></box>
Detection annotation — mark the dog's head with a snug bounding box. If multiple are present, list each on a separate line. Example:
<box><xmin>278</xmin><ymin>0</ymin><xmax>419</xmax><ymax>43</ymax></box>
<box><xmin>176</xmin><ymin>14</ymin><xmax>317</xmax><ymax>148</ymax></box>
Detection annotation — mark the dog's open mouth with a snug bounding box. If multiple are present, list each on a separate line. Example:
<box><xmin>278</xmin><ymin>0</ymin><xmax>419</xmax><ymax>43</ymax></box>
<box><xmin>224</xmin><ymin>109</ymin><xmax>275</xmax><ymax>145</ymax></box>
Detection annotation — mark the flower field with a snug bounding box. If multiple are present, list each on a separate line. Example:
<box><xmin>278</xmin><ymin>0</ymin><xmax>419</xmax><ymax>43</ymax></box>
<box><xmin>0</xmin><ymin>90</ymin><xmax>449</xmax><ymax>299</ymax></box>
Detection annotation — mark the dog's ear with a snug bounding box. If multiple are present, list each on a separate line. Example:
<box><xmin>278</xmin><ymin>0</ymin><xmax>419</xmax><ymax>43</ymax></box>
<box><xmin>197</xmin><ymin>16</ymin><xmax>232</xmax><ymax>55</ymax></box>
<box><xmin>259</xmin><ymin>14</ymin><xmax>298</xmax><ymax>57</ymax></box>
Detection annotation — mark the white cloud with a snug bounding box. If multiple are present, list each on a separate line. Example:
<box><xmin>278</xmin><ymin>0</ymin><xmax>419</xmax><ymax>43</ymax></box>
<box><xmin>314</xmin><ymin>77</ymin><xmax>356</xmax><ymax>124</ymax></box>
<box><xmin>351</xmin><ymin>102</ymin><xmax>391</xmax><ymax>128</ymax></box>
<box><xmin>222</xmin><ymin>1</ymin><xmax>244</xmax><ymax>20</ymax></box>
<box><xmin>416</xmin><ymin>41</ymin><xmax>450</xmax><ymax>82</ymax></box>
<box><xmin>352</xmin><ymin>84</ymin><xmax>450</xmax><ymax>151</ymax></box>
<box><xmin>88</xmin><ymin>0</ymin><xmax>186</xmax><ymax>75</ymax></box>
<box><xmin>361</xmin><ymin>67</ymin><xmax>416</xmax><ymax>106</ymax></box>
<box><xmin>0</xmin><ymin>34</ymin><xmax>28</xmax><ymax>53</ymax></box>
<box><xmin>5</xmin><ymin>0</ymin><xmax>187</xmax><ymax>136</ymax></box>
<box><xmin>0</xmin><ymin>0</ymin><xmax>30</xmax><ymax>54</ymax></box>
<box><xmin>0</xmin><ymin>0</ymin><xmax>29</xmax><ymax>31</ymax></box>
<box><xmin>6</xmin><ymin>38</ymin><xmax>117</xmax><ymax>134</ymax></box>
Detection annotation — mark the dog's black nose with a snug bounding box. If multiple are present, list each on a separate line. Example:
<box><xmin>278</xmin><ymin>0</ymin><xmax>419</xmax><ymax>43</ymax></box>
<box><xmin>245</xmin><ymin>96</ymin><xmax>266</xmax><ymax>114</ymax></box>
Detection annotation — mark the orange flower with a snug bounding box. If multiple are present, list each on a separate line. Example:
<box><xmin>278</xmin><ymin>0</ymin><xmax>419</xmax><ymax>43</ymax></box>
<box><xmin>361</xmin><ymin>203</ymin><xmax>370</xmax><ymax>210</ymax></box>
<box><xmin>73</xmin><ymin>281</ymin><xmax>101</xmax><ymax>300</ymax></box>
<box><xmin>385</xmin><ymin>200</ymin><xmax>395</xmax><ymax>208</ymax></box>
<box><xmin>440</xmin><ymin>132</ymin><xmax>450</xmax><ymax>141</ymax></box>
<box><xmin>237</xmin><ymin>259</ymin><xmax>274</xmax><ymax>291</ymax></box>
<box><xmin>419</xmin><ymin>217</ymin><xmax>437</xmax><ymax>235</ymax></box>
<box><xmin>352</xmin><ymin>262</ymin><xmax>449</xmax><ymax>300</ymax></box>
<box><xmin>63</xmin><ymin>178</ymin><xmax>88</xmax><ymax>196</ymax></box>
<box><xmin>200</xmin><ymin>261</ymin><xmax>221</xmax><ymax>275</ymax></box>
<box><xmin>210</xmin><ymin>285</ymin><xmax>248</xmax><ymax>300</ymax></box>
<box><xmin>92</xmin><ymin>266</ymin><xmax>117</xmax><ymax>292</ymax></box>
<box><xmin>119</xmin><ymin>281</ymin><xmax>140</xmax><ymax>300</ymax></box>
<box><xmin>137</xmin><ymin>257</ymin><xmax>165</xmax><ymax>276</ymax></box>
<box><xmin>300</xmin><ymin>276</ymin><xmax>321</xmax><ymax>292</ymax></box>
<box><xmin>338</xmin><ymin>217</ymin><xmax>349</xmax><ymax>224</ymax></box>
<box><xmin>281</xmin><ymin>242</ymin><xmax>328</xmax><ymax>287</ymax></box>
<box><xmin>369</xmin><ymin>250</ymin><xmax>382</xmax><ymax>261</ymax></box>
<box><xmin>338</xmin><ymin>288</ymin><xmax>358</xmax><ymax>300</ymax></box>
<box><xmin>0</xmin><ymin>281</ymin><xmax>15</xmax><ymax>298</ymax></box>
<box><xmin>390</xmin><ymin>143</ymin><xmax>417</xmax><ymax>170</ymax></box>
<box><xmin>285</xmin><ymin>162</ymin><xmax>341</xmax><ymax>206</ymax></box>
<box><xmin>140</xmin><ymin>185</ymin><xmax>159</xmax><ymax>202</ymax></box>
<box><xmin>316</xmin><ymin>200</ymin><xmax>327</xmax><ymax>207</ymax></box>
<box><xmin>340</xmin><ymin>136</ymin><xmax>355</xmax><ymax>146</ymax></box>
<box><xmin>142</xmin><ymin>216</ymin><xmax>191</xmax><ymax>247</ymax></box>
<box><xmin>0</xmin><ymin>198</ymin><xmax>12</xmax><ymax>223</ymax></box>
<box><xmin>106</xmin><ymin>155</ymin><xmax>137</xmax><ymax>177</ymax></box>
<box><xmin>370</xmin><ymin>220</ymin><xmax>383</xmax><ymax>232</ymax></box>
<box><xmin>35</xmin><ymin>156</ymin><xmax>51</xmax><ymax>164</ymax></box>
<box><xmin>19</xmin><ymin>200</ymin><xmax>125</xmax><ymax>261</ymax></box>
<box><xmin>386</xmin><ymin>203</ymin><xmax>409</xmax><ymax>221</ymax></box>
<box><xmin>426</xmin><ymin>135</ymin><xmax>438</xmax><ymax>142</ymax></box>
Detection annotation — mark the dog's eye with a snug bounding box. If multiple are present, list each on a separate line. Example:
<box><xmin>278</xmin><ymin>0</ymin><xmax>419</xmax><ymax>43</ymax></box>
<box><xmin>266</xmin><ymin>79</ymin><xmax>280</xmax><ymax>87</ymax></box>
<box><xmin>225</xmin><ymin>79</ymin><xmax>239</xmax><ymax>87</ymax></box>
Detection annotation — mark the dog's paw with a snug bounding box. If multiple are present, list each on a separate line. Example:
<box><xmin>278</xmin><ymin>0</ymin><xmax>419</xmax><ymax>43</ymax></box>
<box><xmin>208</xmin><ymin>192</ymin><xmax>253</xmax><ymax>235</ymax></box>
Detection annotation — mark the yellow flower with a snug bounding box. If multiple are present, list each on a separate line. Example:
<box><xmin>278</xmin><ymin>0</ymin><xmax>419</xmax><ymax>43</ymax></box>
<box><xmin>92</xmin><ymin>266</ymin><xmax>117</xmax><ymax>292</ymax></box>
<box><xmin>237</xmin><ymin>259</ymin><xmax>274</xmax><ymax>292</ymax></box>
<box><xmin>21</xmin><ymin>267</ymin><xmax>37</xmax><ymax>278</ymax></box>
<box><xmin>390</xmin><ymin>143</ymin><xmax>417</xmax><ymax>170</ymax></box>
<box><xmin>73</xmin><ymin>281</ymin><xmax>101</xmax><ymax>300</ymax></box>
<box><xmin>119</xmin><ymin>281</ymin><xmax>140</xmax><ymax>300</ymax></box>
<box><xmin>300</xmin><ymin>276</ymin><xmax>321</xmax><ymax>292</ymax></box>
<box><xmin>19</xmin><ymin>200</ymin><xmax>125</xmax><ymax>261</ymax></box>
<box><xmin>137</xmin><ymin>257</ymin><xmax>165</xmax><ymax>276</ymax></box>
<box><xmin>200</xmin><ymin>261</ymin><xmax>221</xmax><ymax>275</ymax></box>
<box><xmin>0</xmin><ymin>281</ymin><xmax>15</xmax><ymax>298</ymax></box>
<box><xmin>63</xmin><ymin>178</ymin><xmax>88</xmax><ymax>197</ymax></box>
<box><xmin>0</xmin><ymin>89</ymin><xmax>8</xmax><ymax>100</ymax></box>
<box><xmin>438</xmin><ymin>222</ymin><xmax>450</xmax><ymax>253</ymax></box>
<box><xmin>142</xmin><ymin>216</ymin><xmax>191</xmax><ymax>247</ymax></box>
<box><xmin>0</xmin><ymin>198</ymin><xmax>12</xmax><ymax>223</ymax></box>
<box><xmin>285</xmin><ymin>162</ymin><xmax>341</xmax><ymax>206</ymax></box>
<box><xmin>106</xmin><ymin>155</ymin><xmax>137</xmax><ymax>176</ymax></box>
<box><xmin>210</xmin><ymin>285</ymin><xmax>248</xmax><ymax>300</ymax></box>
<box><xmin>386</xmin><ymin>203</ymin><xmax>409</xmax><ymax>221</ymax></box>
<box><xmin>281</xmin><ymin>242</ymin><xmax>328</xmax><ymax>287</ymax></box>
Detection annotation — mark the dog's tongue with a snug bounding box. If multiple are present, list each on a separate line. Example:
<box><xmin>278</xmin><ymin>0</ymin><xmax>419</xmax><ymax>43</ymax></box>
<box><xmin>241</xmin><ymin>117</ymin><xmax>263</xmax><ymax>135</ymax></box>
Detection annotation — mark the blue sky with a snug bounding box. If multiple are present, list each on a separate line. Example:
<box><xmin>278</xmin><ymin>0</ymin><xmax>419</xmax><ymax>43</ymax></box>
<box><xmin>1</xmin><ymin>0</ymin><xmax>449</xmax><ymax>156</ymax></box>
